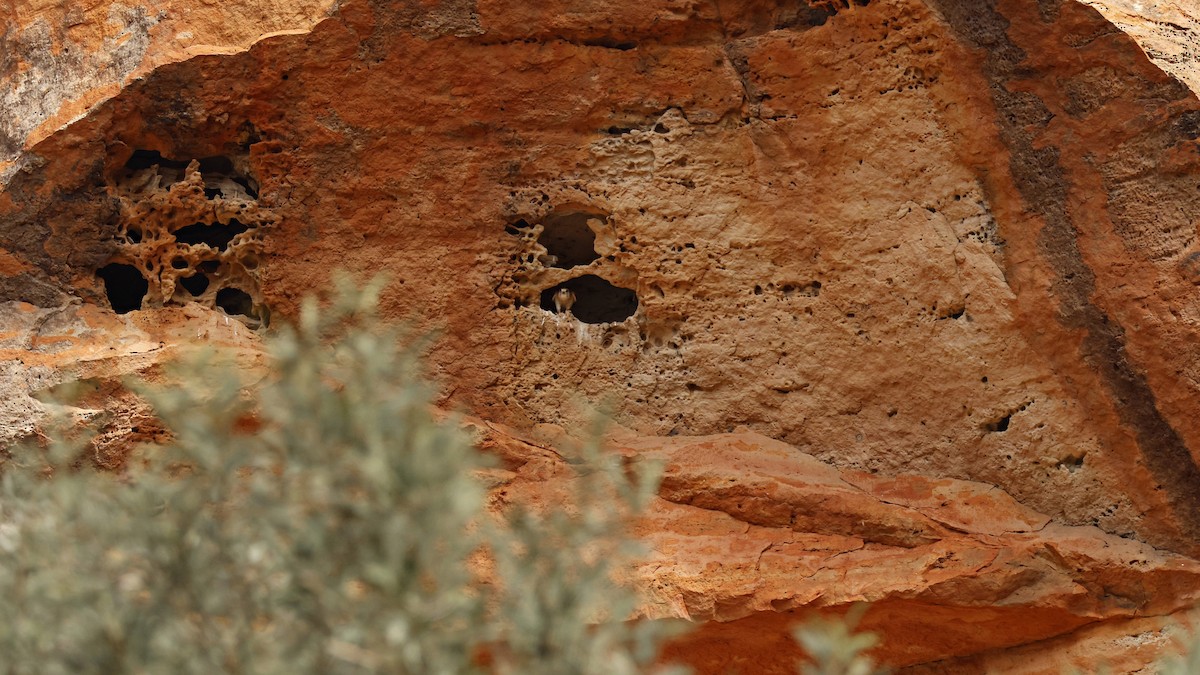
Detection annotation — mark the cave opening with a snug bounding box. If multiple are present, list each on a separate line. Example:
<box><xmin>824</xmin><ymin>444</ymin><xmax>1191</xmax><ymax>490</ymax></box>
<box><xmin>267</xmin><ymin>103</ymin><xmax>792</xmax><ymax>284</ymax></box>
<box><xmin>197</xmin><ymin>156</ymin><xmax>235</xmax><ymax>174</ymax></box>
<box><xmin>174</xmin><ymin>220</ymin><xmax>249</xmax><ymax>251</ymax></box>
<box><xmin>125</xmin><ymin>150</ymin><xmax>258</xmax><ymax>198</ymax></box>
<box><xmin>179</xmin><ymin>273</ymin><xmax>209</xmax><ymax>296</ymax></box>
<box><xmin>537</xmin><ymin>210</ymin><xmax>603</xmax><ymax>268</ymax></box>
<box><xmin>216</xmin><ymin>287</ymin><xmax>257</xmax><ymax>319</ymax></box>
<box><xmin>97</xmin><ymin>263</ymin><xmax>148</xmax><ymax>314</ymax></box>
<box><xmin>125</xmin><ymin>149</ymin><xmax>190</xmax><ymax>172</ymax></box>
<box><xmin>540</xmin><ymin>275</ymin><xmax>638</xmax><ymax>324</ymax></box>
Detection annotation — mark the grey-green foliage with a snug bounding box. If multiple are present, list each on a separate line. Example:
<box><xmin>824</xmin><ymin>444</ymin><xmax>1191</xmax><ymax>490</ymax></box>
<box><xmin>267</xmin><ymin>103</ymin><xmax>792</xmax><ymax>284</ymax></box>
<box><xmin>1156</xmin><ymin>629</ymin><xmax>1200</xmax><ymax>675</ymax></box>
<box><xmin>0</xmin><ymin>277</ymin><xmax>681</xmax><ymax>675</ymax></box>
<box><xmin>795</xmin><ymin>606</ymin><xmax>887</xmax><ymax>675</ymax></box>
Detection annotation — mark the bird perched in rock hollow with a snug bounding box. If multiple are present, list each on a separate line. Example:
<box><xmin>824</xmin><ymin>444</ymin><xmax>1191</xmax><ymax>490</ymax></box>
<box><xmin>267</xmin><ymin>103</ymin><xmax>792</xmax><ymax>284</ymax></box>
<box><xmin>553</xmin><ymin>287</ymin><xmax>576</xmax><ymax>315</ymax></box>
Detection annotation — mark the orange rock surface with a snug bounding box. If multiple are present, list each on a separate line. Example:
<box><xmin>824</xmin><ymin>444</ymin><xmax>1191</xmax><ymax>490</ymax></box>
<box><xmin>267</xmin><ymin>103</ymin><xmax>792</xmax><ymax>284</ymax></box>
<box><xmin>7</xmin><ymin>0</ymin><xmax>1200</xmax><ymax>670</ymax></box>
<box><xmin>478</xmin><ymin>422</ymin><xmax>1200</xmax><ymax>672</ymax></box>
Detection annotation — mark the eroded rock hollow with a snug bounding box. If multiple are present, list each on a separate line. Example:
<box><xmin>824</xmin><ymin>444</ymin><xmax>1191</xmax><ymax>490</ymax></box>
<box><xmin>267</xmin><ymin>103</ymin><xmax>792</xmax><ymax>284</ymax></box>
<box><xmin>6</xmin><ymin>0</ymin><xmax>1200</xmax><ymax>671</ymax></box>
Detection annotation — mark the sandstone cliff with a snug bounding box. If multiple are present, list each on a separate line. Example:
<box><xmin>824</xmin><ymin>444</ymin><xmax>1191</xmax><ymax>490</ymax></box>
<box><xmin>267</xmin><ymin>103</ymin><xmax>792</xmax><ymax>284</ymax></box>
<box><xmin>6</xmin><ymin>0</ymin><xmax>1200</xmax><ymax>671</ymax></box>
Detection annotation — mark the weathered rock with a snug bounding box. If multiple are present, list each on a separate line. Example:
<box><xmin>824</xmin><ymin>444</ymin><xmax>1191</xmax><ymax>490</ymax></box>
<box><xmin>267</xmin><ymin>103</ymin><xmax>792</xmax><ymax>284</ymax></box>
<box><xmin>0</xmin><ymin>300</ymin><xmax>263</xmax><ymax>455</ymax></box>
<box><xmin>1</xmin><ymin>0</ymin><xmax>337</xmax><ymax>182</ymax></box>
<box><xmin>906</xmin><ymin>608</ymin><xmax>1200</xmax><ymax>673</ymax></box>
<box><xmin>7</xmin><ymin>0</ymin><xmax>1200</xmax><ymax>670</ymax></box>
<box><xmin>1084</xmin><ymin>1</ymin><xmax>1200</xmax><ymax>94</ymax></box>
<box><xmin>478</xmin><ymin>426</ymin><xmax>1200</xmax><ymax>671</ymax></box>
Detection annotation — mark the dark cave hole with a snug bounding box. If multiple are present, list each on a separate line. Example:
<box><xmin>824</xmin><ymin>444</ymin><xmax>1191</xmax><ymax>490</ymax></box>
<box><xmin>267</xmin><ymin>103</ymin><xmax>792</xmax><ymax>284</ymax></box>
<box><xmin>198</xmin><ymin>260</ymin><xmax>221</xmax><ymax>274</ymax></box>
<box><xmin>125</xmin><ymin>228</ymin><xmax>142</xmax><ymax>244</ymax></box>
<box><xmin>171</xmin><ymin>257</ymin><xmax>188</xmax><ymax>269</ymax></box>
<box><xmin>581</xmin><ymin>37</ymin><xmax>637</xmax><ymax>50</ymax></box>
<box><xmin>197</xmin><ymin>156</ymin><xmax>234</xmax><ymax>174</ymax></box>
<box><xmin>539</xmin><ymin>275</ymin><xmax>638</xmax><ymax>324</ymax></box>
<box><xmin>505</xmin><ymin>219</ymin><xmax>531</xmax><ymax>237</ymax></box>
<box><xmin>537</xmin><ymin>210</ymin><xmax>603</xmax><ymax>268</ymax></box>
<box><xmin>174</xmin><ymin>220</ymin><xmax>249</xmax><ymax>251</ymax></box>
<box><xmin>985</xmin><ymin>414</ymin><xmax>1012</xmax><ymax>433</ymax></box>
<box><xmin>97</xmin><ymin>263</ymin><xmax>148</xmax><ymax>314</ymax></box>
<box><xmin>179</xmin><ymin>273</ymin><xmax>209</xmax><ymax>297</ymax></box>
<box><xmin>127</xmin><ymin>150</ymin><xmax>235</xmax><ymax>174</ymax></box>
<box><xmin>797</xmin><ymin>7</ymin><xmax>833</xmax><ymax>27</ymax></box>
<box><xmin>125</xmin><ymin>149</ymin><xmax>190</xmax><ymax>171</ymax></box>
<box><xmin>216</xmin><ymin>287</ymin><xmax>257</xmax><ymax>319</ymax></box>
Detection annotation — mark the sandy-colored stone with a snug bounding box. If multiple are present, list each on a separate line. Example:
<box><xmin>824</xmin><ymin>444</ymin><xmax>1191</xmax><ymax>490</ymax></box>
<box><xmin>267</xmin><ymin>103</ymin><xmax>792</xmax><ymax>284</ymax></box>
<box><xmin>0</xmin><ymin>301</ymin><xmax>264</xmax><ymax>458</ymax></box>
<box><xmin>1084</xmin><ymin>1</ymin><xmax>1200</xmax><ymax>94</ymax></box>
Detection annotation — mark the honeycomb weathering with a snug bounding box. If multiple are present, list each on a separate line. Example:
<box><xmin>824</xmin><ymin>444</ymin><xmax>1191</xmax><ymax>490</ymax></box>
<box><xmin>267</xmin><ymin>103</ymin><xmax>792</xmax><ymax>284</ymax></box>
<box><xmin>499</xmin><ymin>193</ymin><xmax>644</xmax><ymax>326</ymax></box>
<box><xmin>101</xmin><ymin>152</ymin><xmax>274</xmax><ymax>326</ymax></box>
<box><xmin>8</xmin><ymin>0</ymin><xmax>1200</xmax><ymax>671</ymax></box>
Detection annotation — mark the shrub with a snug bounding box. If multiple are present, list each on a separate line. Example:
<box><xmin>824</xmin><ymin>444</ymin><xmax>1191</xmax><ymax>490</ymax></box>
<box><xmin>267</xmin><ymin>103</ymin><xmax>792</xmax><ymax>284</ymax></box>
<box><xmin>0</xmin><ymin>278</ymin><xmax>679</xmax><ymax>674</ymax></box>
<box><xmin>794</xmin><ymin>606</ymin><xmax>886</xmax><ymax>675</ymax></box>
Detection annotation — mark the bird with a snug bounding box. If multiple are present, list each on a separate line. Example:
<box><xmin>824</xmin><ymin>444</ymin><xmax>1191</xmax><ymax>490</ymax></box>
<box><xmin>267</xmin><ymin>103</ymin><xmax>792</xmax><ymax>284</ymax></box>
<box><xmin>553</xmin><ymin>287</ymin><xmax>576</xmax><ymax>315</ymax></box>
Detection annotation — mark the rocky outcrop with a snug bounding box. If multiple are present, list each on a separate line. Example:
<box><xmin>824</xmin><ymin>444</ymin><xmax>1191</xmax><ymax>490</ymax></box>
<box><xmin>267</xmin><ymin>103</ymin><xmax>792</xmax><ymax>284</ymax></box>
<box><xmin>1084</xmin><ymin>1</ymin><xmax>1200</xmax><ymax>94</ymax></box>
<box><xmin>7</xmin><ymin>0</ymin><xmax>1200</xmax><ymax>670</ymax></box>
<box><xmin>0</xmin><ymin>0</ymin><xmax>337</xmax><ymax>182</ymax></box>
<box><xmin>0</xmin><ymin>300</ymin><xmax>261</xmax><ymax>457</ymax></box>
<box><xmin>478</xmin><ymin>424</ymin><xmax>1200</xmax><ymax>672</ymax></box>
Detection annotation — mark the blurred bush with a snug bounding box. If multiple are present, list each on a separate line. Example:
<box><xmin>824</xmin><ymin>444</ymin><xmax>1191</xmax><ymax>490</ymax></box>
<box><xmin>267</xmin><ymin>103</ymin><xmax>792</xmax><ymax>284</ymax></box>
<box><xmin>794</xmin><ymin>605</ymin><xmax>885</xmax><ymax>675</ymax></box>
<box><xmin>0</xmin><ymin>278</ymin><xmax>680</xmax><ymax>675</ymax></box>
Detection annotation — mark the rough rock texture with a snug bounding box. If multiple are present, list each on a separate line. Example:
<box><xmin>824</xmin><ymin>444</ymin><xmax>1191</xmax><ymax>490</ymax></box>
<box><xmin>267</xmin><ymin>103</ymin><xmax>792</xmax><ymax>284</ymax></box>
<box><xmin>1</xmin><ymin>0</ymin><xmax>336</xmax><ymax>181</ymax></box>
<box><xmin>0</xmin><ymin>301</ymin><xmax>262</xmax><ymax>454</ymax></box>
<box><xmin>905</xmin><ymin>608</ymin><xmax>1200</xmax><ymax>674</ymax></box>
<box><xmin>1083</xmin><ymin>1</ymin><xmax>1200</xmax><ymax>93</ymax></box>
<box><xmin>481</xmin><ymin>424</ymin><xmax>1200</xmax><ymax>672</ymax></box>
<box><xmin>7</xmin><ymin>0</ymin><xmax>1200</xmax><ymax>670</ymax></box>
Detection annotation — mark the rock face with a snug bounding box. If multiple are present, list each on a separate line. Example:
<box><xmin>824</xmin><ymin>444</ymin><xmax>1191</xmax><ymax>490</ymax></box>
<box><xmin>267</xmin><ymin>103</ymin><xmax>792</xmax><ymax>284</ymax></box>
<box><xmin>7</xmin><ymin>0</ymin><xmax>1200</xmax><ymax>670</ymax></box>
<box><xmin>481</xmin><ymin>423</ymin><xmax>1200</xmax><ymax>673</ymax></box>
<box><xmin>0</xmin><ymin>0</ymin><xmax>337</xmax><ymax>181</ymax></box>
<box><xmin>1083</xmin><ymin>1</ymin><xmax>1200</xmax><ymax>94</ymax></box>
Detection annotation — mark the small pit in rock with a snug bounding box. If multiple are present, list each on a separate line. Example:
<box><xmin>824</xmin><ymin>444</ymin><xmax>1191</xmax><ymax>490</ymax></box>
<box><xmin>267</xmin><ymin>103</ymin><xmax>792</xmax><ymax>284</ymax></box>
<box><xmin>97</xmin><ymin>263</ymin><xmax>149</xmax><ymax>314</ymax></box>
<box><xmin>540</xmin><ymin>275</ymin><xmax>638</xmax><ymax>324</ymax></box>
<box><xmin>538</xmin><ymin>210</ymin><xmax>604</xmax><ymax>268</ymax></box>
